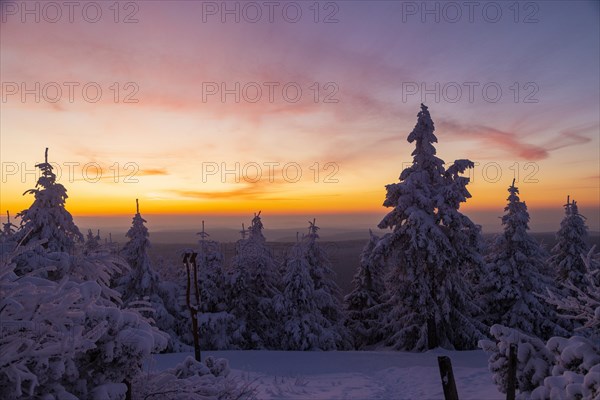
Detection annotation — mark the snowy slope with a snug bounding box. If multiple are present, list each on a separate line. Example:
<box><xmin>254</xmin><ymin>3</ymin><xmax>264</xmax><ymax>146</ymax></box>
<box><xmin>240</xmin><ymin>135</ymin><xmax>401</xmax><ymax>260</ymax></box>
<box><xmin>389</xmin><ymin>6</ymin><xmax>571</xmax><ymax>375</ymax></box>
<box><xmin>151</xmin><ymin>349</ymin><xmax>503</xmax><ymax>400</ymax></box>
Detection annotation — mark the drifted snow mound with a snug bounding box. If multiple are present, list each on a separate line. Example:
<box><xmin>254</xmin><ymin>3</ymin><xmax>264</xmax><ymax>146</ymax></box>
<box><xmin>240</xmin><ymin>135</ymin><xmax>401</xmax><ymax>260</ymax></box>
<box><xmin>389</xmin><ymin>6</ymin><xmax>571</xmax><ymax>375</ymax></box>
<box><xmin>133</xmin><ymin>356</ymin><xmax>254</xmax><ymax>400</ymax></box>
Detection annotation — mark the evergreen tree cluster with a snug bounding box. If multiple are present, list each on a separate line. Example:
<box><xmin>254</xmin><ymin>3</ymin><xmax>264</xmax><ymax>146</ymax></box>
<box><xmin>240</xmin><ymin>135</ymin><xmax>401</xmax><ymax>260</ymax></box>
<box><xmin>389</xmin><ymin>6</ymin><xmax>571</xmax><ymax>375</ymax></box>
<box><xmin>344</xmin><ymin>104</ymin><xmax>598</xmax><ymax>352</ymax></box>
<box><xmin>2</xmin><ymin>104</ymin><xmax>598</xmax><ymax>398</ymax></box>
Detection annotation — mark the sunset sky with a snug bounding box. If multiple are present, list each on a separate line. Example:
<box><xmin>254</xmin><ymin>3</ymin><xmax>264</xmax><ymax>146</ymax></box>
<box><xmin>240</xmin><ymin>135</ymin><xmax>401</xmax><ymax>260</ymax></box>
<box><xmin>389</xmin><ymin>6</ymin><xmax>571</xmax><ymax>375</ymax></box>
<box><xmin>1</xmin><ymin>1</ymin><xmax>598</xmax><ymax>233</ymax></box>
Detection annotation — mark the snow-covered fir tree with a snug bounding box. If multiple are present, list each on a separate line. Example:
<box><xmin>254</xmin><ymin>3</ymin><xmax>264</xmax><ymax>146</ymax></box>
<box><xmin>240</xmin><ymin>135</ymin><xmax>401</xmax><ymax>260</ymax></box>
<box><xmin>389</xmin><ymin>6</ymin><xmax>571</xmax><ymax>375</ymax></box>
<box><xmin>14</xmin><ymin>148</ymin><xmax>83</xmax><ymax>253</ymax></box>
<box><xmin>195</xmin><ymin>221</ymin><xmax>236</xmax><ymax>350</ymax></box>
<box><xmin>228</xmin><ymin>212</ymin><xmax>281</xmax><ymax>349</ymax></box>
<box><xmin>377</xmin><ymin>104</ymin><xmax>485</xmax><ymax>351</ymax></box>
<box><xmin>117</xmin><ymin>199</ymin><xmax>178</xmax><ymax>350</ymax></box>
<box><xmin>549</xmin><ymin>196</ymin><xmax>592</xmax><ymax>286</ymax></box>
<box><xmin>302</xmin><ymin>219</ymin><xmax>352</xmax><ymax>349</ymax></box>
<box><xmin>276</xmin><ymin>236</ymin><xmax>336</xmax><ymax>350</ymax></box>
<box><xmin>345</xmin><ymin>230</ymin><xmax>388</xmax><ymax>349</ymax></box>
<box><xmin>480</xmin><ymin>180</ymin><xmax>567</xmax><ymax>340</ymax></box>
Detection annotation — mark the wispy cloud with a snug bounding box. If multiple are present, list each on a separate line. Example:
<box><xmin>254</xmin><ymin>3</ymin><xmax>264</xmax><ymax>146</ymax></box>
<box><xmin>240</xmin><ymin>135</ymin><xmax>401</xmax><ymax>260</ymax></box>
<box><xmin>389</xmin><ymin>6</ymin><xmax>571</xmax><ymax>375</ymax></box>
<box><xmin>138</xmin><ymin>168</ymin><xmax>168</xmax><ymax>176</ymax></box>
<box><xmin>439</xmin><ymin>119</ymin><xmax>595</xmax><ymax>161</ymax></box>
<box><xmin>543</xmin><ymin>124</ymin><xmax>597</xmax><ymax>152</ymax></box>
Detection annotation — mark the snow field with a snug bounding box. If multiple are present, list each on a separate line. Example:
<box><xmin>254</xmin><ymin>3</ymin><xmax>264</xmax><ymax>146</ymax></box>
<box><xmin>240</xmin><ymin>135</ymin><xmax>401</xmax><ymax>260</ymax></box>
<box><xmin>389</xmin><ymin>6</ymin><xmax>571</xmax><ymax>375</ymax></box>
<box><xmin>151</xmin><ymin>349</ymin><xmax>504</xmax><ymax>400</ymax></box>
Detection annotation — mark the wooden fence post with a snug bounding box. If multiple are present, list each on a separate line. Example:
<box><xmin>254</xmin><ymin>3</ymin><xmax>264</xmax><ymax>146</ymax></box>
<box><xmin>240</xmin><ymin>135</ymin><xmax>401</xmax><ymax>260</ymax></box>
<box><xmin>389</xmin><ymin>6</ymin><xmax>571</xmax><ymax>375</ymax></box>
<box><xmin>438</xmin><ymin>356</ymin><xmax>459</xmax><ymax>400</ymax></box>
<box><xmin>507</xmin><ymin>343</ymin><xmax>517</xmax><ymax>400</ymax></box>
<box><xmin>183</xmin><ymin>252</ymin><xmax>201</xmax><ymax>362</ymax></box>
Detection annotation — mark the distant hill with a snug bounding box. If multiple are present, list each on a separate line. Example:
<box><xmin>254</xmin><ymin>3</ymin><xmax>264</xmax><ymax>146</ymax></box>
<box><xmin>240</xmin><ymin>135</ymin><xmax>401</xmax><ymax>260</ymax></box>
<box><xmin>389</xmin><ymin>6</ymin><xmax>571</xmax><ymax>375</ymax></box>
<box><xmin>146</xmin><ymin>231</ymin><xmax>599</xmax><ymax>296</ymax></box>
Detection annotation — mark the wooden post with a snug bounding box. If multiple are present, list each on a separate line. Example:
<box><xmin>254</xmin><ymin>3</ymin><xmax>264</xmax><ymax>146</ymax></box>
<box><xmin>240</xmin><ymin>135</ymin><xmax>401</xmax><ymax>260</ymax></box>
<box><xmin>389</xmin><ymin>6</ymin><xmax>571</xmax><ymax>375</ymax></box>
<box><xmin>183</xmin><ymin>252</ymin><xmax>201</xmax><ymax>362</ymax></box>
<box><xmin>507</xmin><ymin>343</ymin><xmax>517</xmax><ymax>400</ymax></box>
<box><xmin>438</xmin><ymin>356</ymin><xmax>459</xmax><ymax>400</ymax></box>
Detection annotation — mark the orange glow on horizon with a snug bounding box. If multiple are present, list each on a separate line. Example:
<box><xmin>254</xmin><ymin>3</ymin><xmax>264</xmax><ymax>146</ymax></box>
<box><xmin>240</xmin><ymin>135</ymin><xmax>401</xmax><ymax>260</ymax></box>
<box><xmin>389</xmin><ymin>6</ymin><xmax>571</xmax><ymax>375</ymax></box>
<box><xmin>2</xmin><ymin>183</ymin><xmax>597</xmax><ymax>218</ymax></box>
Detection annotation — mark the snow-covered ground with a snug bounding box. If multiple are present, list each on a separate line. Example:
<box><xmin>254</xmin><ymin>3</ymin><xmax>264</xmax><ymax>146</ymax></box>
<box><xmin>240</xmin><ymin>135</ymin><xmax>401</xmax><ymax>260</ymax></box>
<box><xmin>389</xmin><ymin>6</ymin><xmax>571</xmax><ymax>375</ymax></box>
<box><xmin>151</xmin><ymin>349</ymin><xmax>503</xmax><ymax>400</ymax></box>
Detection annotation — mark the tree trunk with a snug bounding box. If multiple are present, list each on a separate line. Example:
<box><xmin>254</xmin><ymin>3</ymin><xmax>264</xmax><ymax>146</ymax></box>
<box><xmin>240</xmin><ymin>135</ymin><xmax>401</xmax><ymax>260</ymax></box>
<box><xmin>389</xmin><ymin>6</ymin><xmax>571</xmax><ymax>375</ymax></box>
<box><xmin>427</xmin><ymin>316</ymin><xmax>438</xmax><ymax>349</ymax></box>
<box><xmin>428</xmin><ymin>260</ymin><xmax>439</xmax><ymax>350</ymax></box>
<box><xmin>506</xmin><ymin>343</ymin><xmax>517</xmax><ymax>400</ymax></box>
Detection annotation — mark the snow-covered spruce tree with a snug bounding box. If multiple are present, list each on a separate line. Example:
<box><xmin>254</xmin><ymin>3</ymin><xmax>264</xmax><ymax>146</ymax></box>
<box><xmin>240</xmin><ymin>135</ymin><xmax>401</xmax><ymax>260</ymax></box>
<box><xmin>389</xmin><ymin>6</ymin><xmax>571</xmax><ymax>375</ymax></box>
<box><xmin>14</xmin><ymin>148</ymin><xmax>83</xmax><ymax>254</ymax></box>
<box><xmin>302</xmin><ymin>219</ymin><xmax>352</xmax><ymax>349</ymax></box>
<box><xmin>275</xmin><ymin>237</ymin><xmax>336</xmax><ymax>350</ymax></box>
<box><xmin>344</xmin><ymin>230</ymin><xmax>387</xmax><ymax>349</ymax></box>
<box><xmin>195</xmin><ymin>222</ymin><xmax>236</xmax><ymax>350</ymax></box>
<box><xmin>117</xmin><ymin>199</ymin><xmax>179</xmax><ymax>350</ymax></box>
<box><xmin>228</xmin><ymin>212</ymin><xmax>281</xmax><ymax>349</ymax></box>
<box><xmin>480</xmin><ymin>180</ymin><xmax>567</xmax><ymax>340</ymax></box>
<box><xmin>549</xmin><ymin>197</ymin><xmax>592</xmax><ymax>286</ymax></box>
<box><xmin>377</xmin><ymin>104</ymin><xmax>485</xmax><ymax>351</ymax></box>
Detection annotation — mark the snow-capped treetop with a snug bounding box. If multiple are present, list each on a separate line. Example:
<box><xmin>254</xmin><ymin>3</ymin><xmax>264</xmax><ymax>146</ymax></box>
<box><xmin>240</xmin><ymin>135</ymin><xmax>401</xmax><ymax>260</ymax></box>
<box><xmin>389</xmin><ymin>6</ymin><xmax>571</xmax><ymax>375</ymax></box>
<box><xmin>302</xmin><ymin>219</ymin><xmax>336</xmax><ymax>291</ymax></box>
<box><xmin>248</xmin><ymin>211</ymin><xmax>265</xmax><ymax>242</ymax></box>
<box><xmin>15</xmin><ymin>148</ymin><xmax>83</xmax><ymax>252</ymax></box>
<box><xmin>196</xmin><ymin>220</ymin><xmax>224</xmax><ymax>273</ymax></box>
<box><xmin>501</xmin><ymin>179</ymin><xmax>532</xmax><ymax>241</ymax></box>
<box><xmin>125</xmin><ymin>199</ymin><xmax>149</xmax><ymax>248</ymax></box>
<box><xmin>197</xmin><ymin>220</ymin><xmax>210</xmax><ymax>242</ymax></box>
<box><xmin>405</xmin><ymin>103</ymin><xmax>444</xmax><ymax>174</ymax></box>
<box><xmin>307</xmin><ymin>218</ymin><xmax>319</xmax><ymax>239</ymax></box>
<box><xmin>197</xmin><ymin>220</ymin><xmax>220</xmax><ymax>263</ymax></box>
<box><xmin>496</xmin><ymin>179</ymin><xmax>550</xmax><ymax>265</ymax></box>
<box><xmin>378</xmin><ymin>104</ymin><xmax>476</xmax><ymax>235</ymax></box>
<box><xmin>1</xmin><ymin>210</ymin><xmax>17</xmax><ymax>241</ymax></box>
<box><xmin>550</xmin><ymin>196</ymin><xmax>591</xmax><ymax>285</ymax></box>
